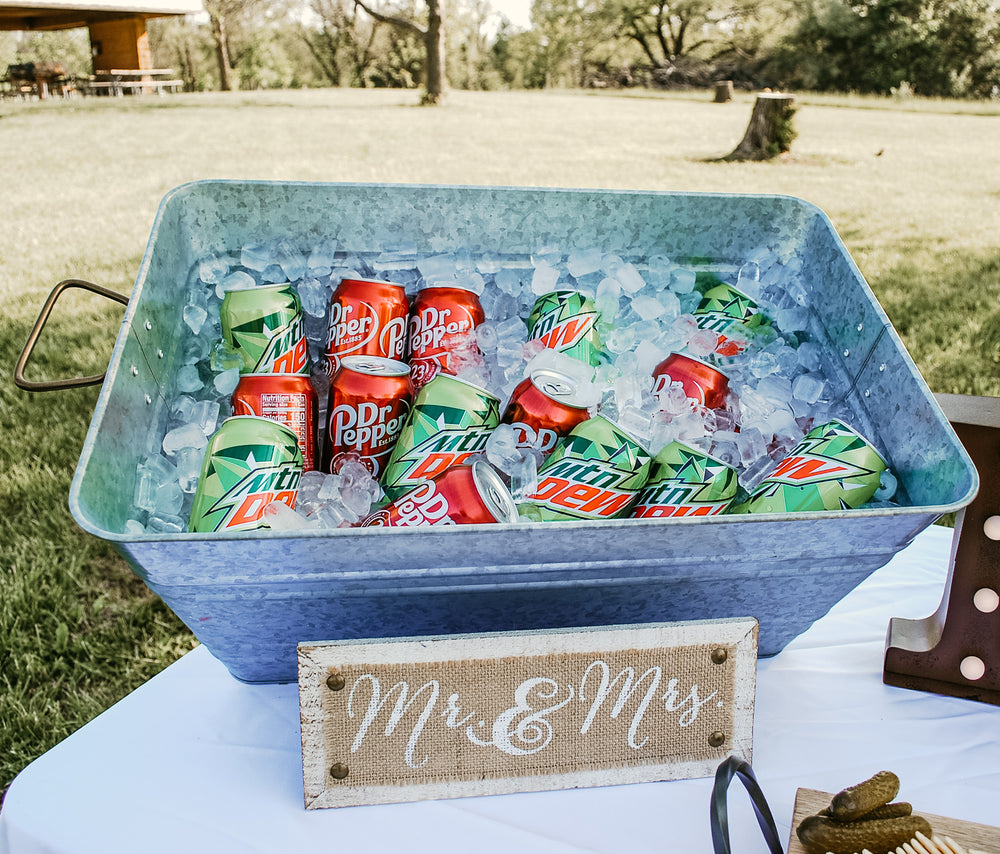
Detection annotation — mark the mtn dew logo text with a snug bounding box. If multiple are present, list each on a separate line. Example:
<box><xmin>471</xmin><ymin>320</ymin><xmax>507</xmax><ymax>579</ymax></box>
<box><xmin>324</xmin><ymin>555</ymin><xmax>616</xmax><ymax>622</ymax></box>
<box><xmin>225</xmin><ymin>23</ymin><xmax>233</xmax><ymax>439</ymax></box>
<box><xmin>733</xmin><ymin>419</ymin><xmax>887</xmax><ymax>514</ymax></box>
<box><xmin>527</xmin><ymin>291</ymin><xmax>602</xmax><ymax>367</ymax></box>
<box><xmin>222</xmin><ymin>283</ymin><xmax>311</xmax><ymax>375</ymax></box>
<box><xmin>630</xmin><ymin>441</ymin><xmax>738</xmax><ymax>519</ymax></box>
<box><xmin>520</xmin><ymin>415</ymin><xmax>651</xmax><ymax>521</ymax></box>
<box><xmin>381</xmin><ymin>374</ymin><xmax>500</xmax><ymax>500</ymax></box>
<box><xmin>188</xmin><ymin>417</ymin><xmax>304</xmax><ymax>533</ymax></box>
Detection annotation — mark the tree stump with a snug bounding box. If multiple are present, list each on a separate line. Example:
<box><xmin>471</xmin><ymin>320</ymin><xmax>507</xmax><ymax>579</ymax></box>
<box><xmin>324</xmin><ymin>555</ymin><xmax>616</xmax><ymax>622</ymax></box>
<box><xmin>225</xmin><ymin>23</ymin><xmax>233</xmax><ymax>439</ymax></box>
<box><xmin>724</xmin><ymin>92</ymin><xmax>797</xmax><ymax>161</ymax></box>
<box><xmin>713</xmin><ymin>80</ymin><xmax>734</xmax><ymax>103</ymax></box>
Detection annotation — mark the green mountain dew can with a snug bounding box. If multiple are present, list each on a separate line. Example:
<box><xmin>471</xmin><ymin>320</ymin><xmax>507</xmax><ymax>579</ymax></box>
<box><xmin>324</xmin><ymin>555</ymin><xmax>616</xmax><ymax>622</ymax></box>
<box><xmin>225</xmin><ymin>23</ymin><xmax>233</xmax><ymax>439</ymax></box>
<box><xmin>380</xmin><ymin>373</ymin><xmax>501</xmax><ymax>501</ymax></box>
<box><xmin>527</xmin><ymin>290</ymin><xmax>603</xmax><ymax>366</ymax></box>
<box><xmin>519</xmin><ymin>415</ymin><xmax>652</xmax><ymax>521</ymax></box>
<box><xmin>630</xmin><ymin>440</ymin><xmax>738</xmax><ymax>519</ymax></box>
<box><xmin>188</xmin><ymin>416</ymin><xmax>304</xmax><ymax>533</ymax></box>
<box><xmin>694</xmin><ymin>282</ymin><xmax>768</xmax><ymax>357</ymax></box>
<box><xmin>221</xmin><ymin>283</ymin><xmax>311</xmax><ymax>375</ymax></box>
<box><xmin>731</xmin><ymin>419</ymin><xmax>887</xmax><ymax>514</ymax></box>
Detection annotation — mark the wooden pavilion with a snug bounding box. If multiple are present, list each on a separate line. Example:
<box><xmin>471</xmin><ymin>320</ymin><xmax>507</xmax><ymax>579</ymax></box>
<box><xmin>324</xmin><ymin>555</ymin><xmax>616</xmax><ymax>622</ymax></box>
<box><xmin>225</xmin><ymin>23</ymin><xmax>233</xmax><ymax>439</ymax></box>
<box><xmin>0</xmin><ymin>0</ymin><xmax>202</xmax><ymax>90</ymax></box>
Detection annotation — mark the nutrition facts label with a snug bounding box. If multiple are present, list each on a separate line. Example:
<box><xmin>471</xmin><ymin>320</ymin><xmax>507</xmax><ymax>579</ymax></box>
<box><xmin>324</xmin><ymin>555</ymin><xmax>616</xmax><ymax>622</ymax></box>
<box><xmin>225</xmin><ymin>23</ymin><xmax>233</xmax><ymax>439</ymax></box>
<box><xmin>260</xmin><ymin>393</ymin><xmax>307</xmax><ymax>427</ymax></box>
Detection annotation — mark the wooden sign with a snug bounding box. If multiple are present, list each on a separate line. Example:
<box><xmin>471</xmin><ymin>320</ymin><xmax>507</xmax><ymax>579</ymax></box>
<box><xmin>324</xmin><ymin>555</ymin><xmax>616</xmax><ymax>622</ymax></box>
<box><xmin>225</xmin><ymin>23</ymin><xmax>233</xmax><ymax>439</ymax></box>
<box><xmin>298</xmin><ymin>618</ymin><xmax>757</xmax><ymax>808</ymax></box>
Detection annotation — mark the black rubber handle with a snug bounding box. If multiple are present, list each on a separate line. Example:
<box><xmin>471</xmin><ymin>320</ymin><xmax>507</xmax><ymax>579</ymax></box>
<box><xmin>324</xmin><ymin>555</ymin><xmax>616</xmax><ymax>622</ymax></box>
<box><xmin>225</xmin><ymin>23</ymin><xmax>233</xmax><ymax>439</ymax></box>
<box><xmin>710</xmin><ymin>757</ymin><xmax>785</xmax><ymax>854</ymax></box>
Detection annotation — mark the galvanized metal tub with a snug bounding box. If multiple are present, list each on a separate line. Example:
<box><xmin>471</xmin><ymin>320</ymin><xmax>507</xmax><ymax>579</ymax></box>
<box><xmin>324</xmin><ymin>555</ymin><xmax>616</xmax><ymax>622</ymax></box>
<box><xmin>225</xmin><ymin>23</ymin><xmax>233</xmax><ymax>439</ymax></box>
<box><xmin>67</xmin><ymin>181</ymin><xmax>977</xmax><ymax>683</ymax></box>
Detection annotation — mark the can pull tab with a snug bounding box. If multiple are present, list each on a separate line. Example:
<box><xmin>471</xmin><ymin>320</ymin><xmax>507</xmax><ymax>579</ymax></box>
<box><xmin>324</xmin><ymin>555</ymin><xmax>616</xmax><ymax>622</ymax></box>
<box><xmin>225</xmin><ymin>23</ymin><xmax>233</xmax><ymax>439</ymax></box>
<box><xmin>14</xmin><ymin>279</ymin><xmax>129</xmax><ymax>392</ymax></box>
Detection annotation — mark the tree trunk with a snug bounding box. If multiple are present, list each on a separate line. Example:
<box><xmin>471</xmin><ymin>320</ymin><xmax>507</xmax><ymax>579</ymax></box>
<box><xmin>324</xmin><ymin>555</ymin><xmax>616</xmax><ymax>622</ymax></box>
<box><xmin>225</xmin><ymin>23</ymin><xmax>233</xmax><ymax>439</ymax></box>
<box><xmin>724</xmin><ymin>92</ymin><xmax>796</xmax><ymax>161</ymax></box>
<box><xmin>422</xmin><ymin>0</ymin><xmax>445</xmax><ymax>104</ymax></box>
<box><xmin>713</xmin><ymin>80</ymin><xmax>733</xmax><ymax>103</ymax></box>
<box><xmin>210</xmin><ymin>13</ymin><xmax>234</xmax><ymax>91</ymax></box>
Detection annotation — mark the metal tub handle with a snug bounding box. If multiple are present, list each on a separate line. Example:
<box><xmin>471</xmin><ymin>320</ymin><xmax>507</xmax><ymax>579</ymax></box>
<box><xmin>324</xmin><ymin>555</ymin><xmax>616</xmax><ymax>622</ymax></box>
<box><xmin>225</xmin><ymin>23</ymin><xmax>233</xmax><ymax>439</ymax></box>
<box><xmin>14</xmin><ymin>279</ymin><xmax>130</xmax><ymax>392</ymax></box>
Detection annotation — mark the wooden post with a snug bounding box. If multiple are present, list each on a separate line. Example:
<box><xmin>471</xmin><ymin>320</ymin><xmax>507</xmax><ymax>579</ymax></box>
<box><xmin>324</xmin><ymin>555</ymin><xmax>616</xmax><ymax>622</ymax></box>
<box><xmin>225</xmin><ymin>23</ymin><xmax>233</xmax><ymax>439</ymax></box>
<box><xmin>713</xmin><ymin>80</ymin><xmax>734</xmax><ymax>103</ymax></box>
<box><xmin>723</xmin><ymin>92</ymin><xmax>796</xmax><ymax>161</ymax></box>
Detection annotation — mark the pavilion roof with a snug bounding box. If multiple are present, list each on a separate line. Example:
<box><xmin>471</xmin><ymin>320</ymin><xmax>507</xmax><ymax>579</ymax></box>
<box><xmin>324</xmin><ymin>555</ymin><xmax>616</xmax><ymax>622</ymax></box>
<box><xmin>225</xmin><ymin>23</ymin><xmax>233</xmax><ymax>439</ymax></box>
<box><xmin>0</xmin><ymin>0</ymin><xmax>202</xmax><ymax>30</ymax></box>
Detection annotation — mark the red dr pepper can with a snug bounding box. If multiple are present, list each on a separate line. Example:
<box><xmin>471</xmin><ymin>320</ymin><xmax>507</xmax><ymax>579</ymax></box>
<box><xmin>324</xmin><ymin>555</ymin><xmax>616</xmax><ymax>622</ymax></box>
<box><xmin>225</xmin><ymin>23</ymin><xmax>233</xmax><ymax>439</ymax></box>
<box><xmin>651</xmin><ymin>352</ymin><xmax>730</xmax><ymax>410</ymax></box>
<box><xmin>232</xmin><ymin>373</ymin><xmax>319</xmax><ymax>472</ymax></box>
<box><xmin>359</xmin><ymin>460</ymin><xmax>517</xmax><ymax>527</ymax></box>
<box><xmin>501</xmin><ymin>367</ymin><xmax>592</xmax><ymax>456</ymax></box>
<box><xmin>324</xmin><ymin>277</ymin><xmax>409</xmax><ymax>377</ymax></box>
<box><xmin>407</xmin><ymin>284</ymin><xmax>485</xmax><ymax>390</ymax></box>
<box><xmin>322</xmin><ymin>354</ymin><xmax>414</xmax><ymax>477</ymax></box>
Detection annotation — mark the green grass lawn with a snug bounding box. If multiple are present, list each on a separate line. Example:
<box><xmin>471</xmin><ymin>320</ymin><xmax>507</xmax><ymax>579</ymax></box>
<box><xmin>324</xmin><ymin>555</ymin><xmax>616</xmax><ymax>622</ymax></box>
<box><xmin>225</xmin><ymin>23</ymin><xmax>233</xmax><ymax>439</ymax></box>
<box><xmin>1</xmin><ymin>88</ymin><xmax>998</xmax><ymax>799</ymax></box>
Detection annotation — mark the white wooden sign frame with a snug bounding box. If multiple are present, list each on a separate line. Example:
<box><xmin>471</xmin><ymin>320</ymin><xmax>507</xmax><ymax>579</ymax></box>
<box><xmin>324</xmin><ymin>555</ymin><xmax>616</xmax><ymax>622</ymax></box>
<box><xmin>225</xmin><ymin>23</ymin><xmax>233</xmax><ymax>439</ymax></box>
<box><xmin>298</xmin><ymin>618</ymin><xmax>757</xmax><ymax>809</ymax></box>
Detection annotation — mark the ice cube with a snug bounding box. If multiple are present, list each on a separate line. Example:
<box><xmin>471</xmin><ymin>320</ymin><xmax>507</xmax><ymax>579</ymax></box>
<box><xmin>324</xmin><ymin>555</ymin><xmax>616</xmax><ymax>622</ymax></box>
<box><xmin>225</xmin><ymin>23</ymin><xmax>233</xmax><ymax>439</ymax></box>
<box><xmin>341</xmin><ymin>481</ymin><xmax>375</xmax><ymax>518</ymax></box>
<box><xmin>210</xmin><ymin>339</ymin><xmax>243</xmax><ymax>372</ymax></box>
<box><xmin>174</xmin><ymin>446</ymin><xmax>203</xmax><ymax>493</ymax></box>
<box><xmin>736</xmin><ymin>427</ymin><xmax>767</xmax><ymax>466</ymax></box>
<box><xmin>670</xmin><ymin>268</ymin><xmax>697</xmax><ymax>293</ymax></box>
<box><xmin>595</xmin><ymin>277</ymin><xmax>621</xmax><ymax>319</ymax></box>
<box><xmin>163</xmin><ymin>422</ymin><xmax>210</xmax><ymax>456</ymax></box>
<box><xmin>123</xmin><ymin>519</ymin><xmax>146</xmax><ymax>536</ymax></box>
<box><xmin>494</xmin><ymin>268</ymin><xmax>523</xmax><ymax>296</ymax></box>
<box><xmin>198</xmin><ymin>256</ymin><xmax>230</xmax><ymax>286</ymax></box>
<box><xmin>791</xmin><ymin>372</ymin><xmax>825</xmax><ymax>405</ymax></box>
<box><xmin>686</xmin><ymin>328</ymin><xmax>719</xmax><ymax>358</ymax></box>
<box><xmin>476</xmin><ymin>254</ymin><xmax>502</xmax><ymax>275</ymax></box>
<box><xmin>531</xmin><ymin>263</ymin><xmax>560</xmax><ymax>296</ymax></box>
<box><xmin>476</xmin><ymin>321</ymin><xmax>499</xmax><ymax>353</ymax></box>
<box><xmin>240</xmin><ymin>243</ymin><xmax>272</xmax><ymax>272</ymax></box>
<box><xmin>175</xmin><ymin>364</ymin><xmax>203</xmax><ymax>394</ymax></box>
<box><xmin>146</xmin><ymin>513</ymin><xmax>186</xmax><ymax>534</ymax></box>
<box><xmin>417</xmin><ymin>255</ymin><xmax>456</xmax><ymax>283</ymax></box>
<box><xmin>486</xmin><ymin>424</ymin><xmax>522</xmax><ymax>472</ymax></box>
<box><xmin>317</xmin><ymin>473</ymin><xmax>345</xmax><ymax>501</ymax></box>
<box><xmin>153</xmin><ymin>480</ymin><xmax>184</xmax><ymax>516</ymax></box>
<box><xmin>221</xmin><ymin>270</ymin><xmax>257</xmax><ymax>292</ymax></box>
<box><xmin>182</xmin><ymin>303</ymin><xmax>208</xmax><ymax>335</ymax></box>
<box><xmin>508</xmin><ymin>453</ymin><xmax>539</xmax><ymax>501</ymax></box>
<box><xmin>629</xmin><ymin>294</ymin><xmax>667</xmax><ymax>321</ymax></box>
<box><xmin>566</xmin><ymin>248</ymin><xmax>603</xmax><ymax>279</ymax></box>
<box><xmin>170</xmin><ymin>395</ymin><xmax>196</xmax><ymax>424</ymax></box>
<box><xmin>796</xmin><ymin>341</ymin><xmax>824</xmax><ymax>372</ymax></box>
<box><xmin>307</xmin><ymin>242</ymin><xmax>337</xmax><ymax>276</ymax></box>
<box><xmin>213</xmin><ymin>367</ymin><xmax>240</xmax><ymax>396</ymax></box>
<box><xmin>296</xmin><ymin>276</ymin><xmax>328</xmax><ymax>318</ymax></box>
<box><xmin>191</xmin><ymin>399</ymin><xmax>221</xmax><ymax>436</ymax></box>
<box><xmin>615</xmin><ymin>262</ymin><xmax>646</xmax><ymax>295</ymax></box>
<box><xmin>276</xmin><ymin>240</ymin><xmax>307</xmax><ymax>281</ymax></box>
<box><xmin>263</xmin><ymin>500</ymin><xmax>315</xmax><ymax>531</ymax></box>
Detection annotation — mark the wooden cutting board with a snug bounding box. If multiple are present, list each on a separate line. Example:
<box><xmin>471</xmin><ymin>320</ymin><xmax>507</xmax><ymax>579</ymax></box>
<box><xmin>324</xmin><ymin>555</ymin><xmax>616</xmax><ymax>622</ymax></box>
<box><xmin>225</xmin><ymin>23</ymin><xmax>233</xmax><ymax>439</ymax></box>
<box><xmin>788</xmin><ymin>788</ymin><xmax>1000</xmax><ymax>854</ymax></box>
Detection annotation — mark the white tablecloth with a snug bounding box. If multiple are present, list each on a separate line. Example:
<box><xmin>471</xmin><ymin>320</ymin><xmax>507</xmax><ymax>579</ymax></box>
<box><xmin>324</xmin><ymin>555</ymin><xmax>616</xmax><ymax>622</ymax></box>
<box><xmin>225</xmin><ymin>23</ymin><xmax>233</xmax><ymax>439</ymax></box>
<box><xmin>2</xmin><ymin>524</ymin><xmax>998</xmax><ymax>853</ymax></box>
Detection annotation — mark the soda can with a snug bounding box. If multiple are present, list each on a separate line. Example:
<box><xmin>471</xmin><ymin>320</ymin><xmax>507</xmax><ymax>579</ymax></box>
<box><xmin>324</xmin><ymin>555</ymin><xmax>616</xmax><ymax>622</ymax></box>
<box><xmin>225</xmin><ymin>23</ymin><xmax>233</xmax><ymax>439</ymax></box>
<box><xmin>359</xmin><ymin>460</ymin><xmax>517</xmax><ymax>528</ymax></box>
<box><xmin>651</xmin><ymin>352</ymin><xmax>730</xmax><ymax>410</ymax></box>
<box><xmin>232</xmin><ymin>373</ymin><xmax>319</xmax><ymax>472</ymax></box>
<box><xmin>519</xmin><ymin>415</ymin><xmax>652</xmax><ymax>522</ymax></box>
<box><xmin>381</xmin><ymin>373</ymin><xmax>501</xmax><ymax>500</ymax></box>
<box><xmin>630</xmin><ymin>440</ymin><xmax>738</xmax><ymax>519</ymax></box>
<box><xmin>694</xmin><ymin>282</ymin><xmax>768</xmax><ymax>357</ymax></box>
<box><xmin>188</xmin><ymin>416</ymin><xmax>303</xmax><ymax>533</ymax></box>
<box><xmin>732</xmin><ymin>419</ymin><xmax>888</xmax><ymax>514</ymax></box>
<box><xmin>527</xmin><ymin>290</ymin><xmax>603</xmax><ymax>367</ymax></box>
<box><xmin>322</xmin><ymin>355</ymin><xmax>413</xmax><ymax>477</ymax></box>
<box><xmin>501</xmin><ymin>367</ymin><xmax>591</xmax><ymax>456</ymax></box>
<box><xmin>407</xmin><ymin>284</ymin><xmax>485</xmax><ymax>390</ymax></box>
<box><xmin>324</xmin><ymin>277</ymin><xmax>409</xmax><ymax>377</ymax></box>
<box><xmin>221</xmin><ymin>283</ymin><xmax>310</xmax><ymax>375</ymax></box>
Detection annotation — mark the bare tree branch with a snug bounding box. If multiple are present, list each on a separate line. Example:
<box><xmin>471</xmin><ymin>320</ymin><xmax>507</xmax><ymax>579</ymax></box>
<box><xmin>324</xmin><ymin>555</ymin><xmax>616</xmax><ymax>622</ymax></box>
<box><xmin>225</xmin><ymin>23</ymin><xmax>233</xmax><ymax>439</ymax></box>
<box><xmin>353</xmin><ymin>0</ymin><xmax>426</xmax><ymax>37</ymax></box>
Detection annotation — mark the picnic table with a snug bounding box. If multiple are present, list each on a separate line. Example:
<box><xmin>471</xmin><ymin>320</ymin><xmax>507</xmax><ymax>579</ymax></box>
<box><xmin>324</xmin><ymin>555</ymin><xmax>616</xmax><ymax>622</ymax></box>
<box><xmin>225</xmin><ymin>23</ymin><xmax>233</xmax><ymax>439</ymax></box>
<box><xmin>84</xmin><ymin>68</ymin><xmax>184</xmax><ymax>96</ymax></box>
